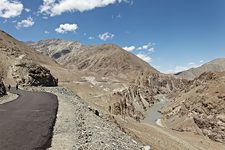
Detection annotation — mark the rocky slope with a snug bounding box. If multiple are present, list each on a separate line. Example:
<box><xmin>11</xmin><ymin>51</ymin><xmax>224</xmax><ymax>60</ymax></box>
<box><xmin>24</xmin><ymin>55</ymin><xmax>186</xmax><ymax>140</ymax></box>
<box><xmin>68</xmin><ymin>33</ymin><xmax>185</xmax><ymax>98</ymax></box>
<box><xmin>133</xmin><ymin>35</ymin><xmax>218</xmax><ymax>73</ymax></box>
<box><xmin>0</xmin><ymin>30</ymin><xmax>58</xmax><ymax>86</ymax></box>
<box><xmin>29</xmin><ymin>39</ymin><xmax>158</xmax><ymax>80</ymax></box>
<box><xmin>162</xmin><ymin>72</ymin><xmax>225</xmax><ymax>144</ymax></box>
<box><xmin>175</xmin><ymin>58</ymin><xmax>225</xmax><ymax>80</ymax></box>
<box><xmin>29</xmin><ymin>39</ymin><xmax>190</xmax><ymax>121</ymax></box>
<box><xmin>110</xmin><ymin>73</ymin><xmax>188</xmax><ymax>120</ymax></box>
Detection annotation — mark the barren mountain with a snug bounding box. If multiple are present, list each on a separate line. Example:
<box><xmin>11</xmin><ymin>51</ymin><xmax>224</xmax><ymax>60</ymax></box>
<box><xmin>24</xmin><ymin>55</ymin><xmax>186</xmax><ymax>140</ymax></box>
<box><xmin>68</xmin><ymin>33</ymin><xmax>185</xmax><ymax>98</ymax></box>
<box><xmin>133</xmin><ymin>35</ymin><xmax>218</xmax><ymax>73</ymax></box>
<box><xmin>162</xmin><ymin>71</ymin><xmax>225</xmax><ymax>144</ymax></box>
<box><xmin>0</xmin><ymin>30</ymin><xmax>58</xmax><ymax>86</ymax></box>
<box><xmin>1</xmin><ymin>29</ymin><xmax>225</xmax><ymax>149</ymax></box>
<box><xmin>29</xmin><ymin>39</ymin><xmax>158</xmax><ymax>80</ymax></box>
<box><xmin>175</xmin><ymin>58</ymin><xmax>225</xmax><ymax>80</ymax></box>
<box><xmin>30</xmin><ymin>39</ymin><xmax>187</xmax><ymax>120</ymax></box>
<box><xmin>110</xmin><ymin>73</ymin><xmax>188</xmax><ymax>120</ymax></box>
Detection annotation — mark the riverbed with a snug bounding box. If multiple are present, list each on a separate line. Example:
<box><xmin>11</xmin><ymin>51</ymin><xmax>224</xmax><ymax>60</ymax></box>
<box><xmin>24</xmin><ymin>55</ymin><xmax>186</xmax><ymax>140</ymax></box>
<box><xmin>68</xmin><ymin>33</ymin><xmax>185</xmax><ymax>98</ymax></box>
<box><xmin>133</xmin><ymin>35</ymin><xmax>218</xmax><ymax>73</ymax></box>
<box><xmin>142</xmin><ymin>95</ymin><xmax>168</xmax><ymax>125</ymax></box>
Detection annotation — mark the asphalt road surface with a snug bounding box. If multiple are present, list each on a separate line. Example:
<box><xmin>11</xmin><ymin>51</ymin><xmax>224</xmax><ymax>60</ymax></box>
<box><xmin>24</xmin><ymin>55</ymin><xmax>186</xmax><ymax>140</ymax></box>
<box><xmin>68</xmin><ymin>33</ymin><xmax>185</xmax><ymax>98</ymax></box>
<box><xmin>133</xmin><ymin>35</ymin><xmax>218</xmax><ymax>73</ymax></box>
<box><xmin>0</xmin><ymin>87</ymin><xmax>58</xmax><ymax>150</ymax></box>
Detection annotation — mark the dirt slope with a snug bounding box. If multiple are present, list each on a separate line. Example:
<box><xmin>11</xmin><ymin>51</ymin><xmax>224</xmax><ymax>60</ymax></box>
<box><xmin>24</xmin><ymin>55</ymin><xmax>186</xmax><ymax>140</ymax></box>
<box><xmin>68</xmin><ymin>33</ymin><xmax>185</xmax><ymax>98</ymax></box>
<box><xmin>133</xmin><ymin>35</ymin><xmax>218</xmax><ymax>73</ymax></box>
<box><xmin>0</xmin><ymin>30</ymin><xmax>59</xmax><ymax>86</ymax></box>
<box><xmin>162</xmin><ymin>72</ymin><xmax>225</xmax><ymax>144</ymax></box>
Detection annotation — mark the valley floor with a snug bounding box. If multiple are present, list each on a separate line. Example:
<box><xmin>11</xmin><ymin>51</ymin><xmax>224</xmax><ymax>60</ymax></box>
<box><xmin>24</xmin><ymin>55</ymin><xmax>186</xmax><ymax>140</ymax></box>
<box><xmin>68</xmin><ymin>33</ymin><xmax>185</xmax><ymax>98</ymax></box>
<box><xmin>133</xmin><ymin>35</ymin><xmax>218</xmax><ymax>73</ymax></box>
<box><xmin>41</xmin><ymin>86</ymin><xmax>225</xmax><ymax>150</ymax></box>
<box><xmin>1</xmin><ymin>86</ymin><xmax>225</xmax><ymax>150</ymax></box>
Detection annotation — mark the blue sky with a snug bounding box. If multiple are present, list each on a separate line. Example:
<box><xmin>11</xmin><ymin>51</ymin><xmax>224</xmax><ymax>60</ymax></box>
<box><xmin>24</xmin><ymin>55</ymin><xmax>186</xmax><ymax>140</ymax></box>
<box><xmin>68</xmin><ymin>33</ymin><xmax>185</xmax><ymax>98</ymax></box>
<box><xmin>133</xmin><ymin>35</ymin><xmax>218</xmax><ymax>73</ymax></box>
<box><xmin>0</xmin><ymin>0</ymin><xmax>225</xmax><ymax>73</ymax></box>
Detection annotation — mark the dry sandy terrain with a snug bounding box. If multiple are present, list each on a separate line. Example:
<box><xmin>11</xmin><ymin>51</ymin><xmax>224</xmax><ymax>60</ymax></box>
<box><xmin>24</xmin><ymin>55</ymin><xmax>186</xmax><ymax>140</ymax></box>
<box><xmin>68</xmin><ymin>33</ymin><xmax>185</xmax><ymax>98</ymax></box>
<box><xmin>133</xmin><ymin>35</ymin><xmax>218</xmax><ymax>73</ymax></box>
<box><xmin>114</xmin><ymin>115</ymin><xmax>225</xmax><ymax>150</ymax></box>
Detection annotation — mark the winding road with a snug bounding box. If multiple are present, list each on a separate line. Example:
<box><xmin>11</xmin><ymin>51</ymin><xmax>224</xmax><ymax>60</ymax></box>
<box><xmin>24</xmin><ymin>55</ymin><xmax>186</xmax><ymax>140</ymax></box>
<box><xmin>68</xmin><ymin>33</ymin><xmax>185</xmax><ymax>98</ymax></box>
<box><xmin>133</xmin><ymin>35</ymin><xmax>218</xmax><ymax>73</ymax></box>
<box><xmin>0</xmin><ymin>87</ymin><xmax>58</xmax><ymax>150</ymax></box>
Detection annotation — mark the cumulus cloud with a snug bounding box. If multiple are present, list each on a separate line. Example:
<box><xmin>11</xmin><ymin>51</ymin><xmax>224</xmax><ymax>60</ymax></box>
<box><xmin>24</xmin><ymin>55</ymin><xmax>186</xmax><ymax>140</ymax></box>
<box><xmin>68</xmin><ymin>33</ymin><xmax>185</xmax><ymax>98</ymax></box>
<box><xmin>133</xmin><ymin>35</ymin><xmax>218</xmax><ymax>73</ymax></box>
<box><xmin>88</xmin><ymin>36</ymin><xmax>95</xmax><ymax>40</ymax></box>
<box><xmin>123</xmin><ymin>46</ymin><xmax>135</xmax><ymax>52</ymax></box>
<box><xmin>0</xmin><ymin>0</ymin><xmax>23</xmax><ymax>18</ymax></box>
<box><xmin>99</xmin><ymin>32</ymin><xmax>114</xmax><ymax>41</ymax></box>
<box><xmin>136</xmin><ymin>54</ymin><xmax>152</xmax><ymax>63</ymax></box>
<box><xmin>55</xmin><ymin>23</ymin><xmax>78</xmax><ymax>34</ymax></box>
<box><xmin>137</xmin><ymin>43</ymin><xmax>155</xmax><ymax>52</ymax></box>
<box><xmin>39</xmin><ymin>0</ymin><xmax>130</xmax><ymax>16</ymax></box>
<box><xmin>16</xmin><ymin>17</ymin><xmax>34</xmax><ymax>29</ymax></box>
<box><xmin>24</xmin><ymin>8</ymin><xmax>31</xmax><ymax>12</ymax></box>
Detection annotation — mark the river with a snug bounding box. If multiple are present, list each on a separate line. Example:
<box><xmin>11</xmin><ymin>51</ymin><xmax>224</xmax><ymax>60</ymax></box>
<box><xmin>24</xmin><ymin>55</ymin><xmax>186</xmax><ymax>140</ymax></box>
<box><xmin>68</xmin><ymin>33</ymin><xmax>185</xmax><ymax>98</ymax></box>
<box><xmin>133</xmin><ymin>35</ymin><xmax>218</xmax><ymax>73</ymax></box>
<box><xmin>142</xmin><ymin>95</ymin><xmax>168</xmax><ymax>125</ymax></box>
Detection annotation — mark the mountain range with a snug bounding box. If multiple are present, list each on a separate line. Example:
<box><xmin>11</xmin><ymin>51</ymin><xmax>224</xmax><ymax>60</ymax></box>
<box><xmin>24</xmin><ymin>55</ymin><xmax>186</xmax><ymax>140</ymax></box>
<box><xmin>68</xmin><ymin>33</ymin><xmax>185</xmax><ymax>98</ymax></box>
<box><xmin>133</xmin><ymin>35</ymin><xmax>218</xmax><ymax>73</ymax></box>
<box><xmin>1</xmin><ymin>30</ymin><xmax>225</xmax><ymax>149</ymax></box>
<box><xmin>29</xmin><ymin>39</ymin><xmax>158</xmax><ymax>81</ymax></box>
<box><xmin>175</xmin><ymin>58</ymin><xmax>225</xmax><ymax>80</ymax></box>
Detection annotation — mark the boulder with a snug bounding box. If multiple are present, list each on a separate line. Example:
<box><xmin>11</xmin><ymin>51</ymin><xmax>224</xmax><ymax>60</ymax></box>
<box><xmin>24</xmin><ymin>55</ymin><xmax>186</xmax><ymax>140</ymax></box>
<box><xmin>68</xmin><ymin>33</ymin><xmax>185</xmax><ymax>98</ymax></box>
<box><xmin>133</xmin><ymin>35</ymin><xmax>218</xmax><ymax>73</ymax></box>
<box><xmin>13</xmin><ymin>62</ymin><xmax>58</xmax><ymax>87</ymax></box>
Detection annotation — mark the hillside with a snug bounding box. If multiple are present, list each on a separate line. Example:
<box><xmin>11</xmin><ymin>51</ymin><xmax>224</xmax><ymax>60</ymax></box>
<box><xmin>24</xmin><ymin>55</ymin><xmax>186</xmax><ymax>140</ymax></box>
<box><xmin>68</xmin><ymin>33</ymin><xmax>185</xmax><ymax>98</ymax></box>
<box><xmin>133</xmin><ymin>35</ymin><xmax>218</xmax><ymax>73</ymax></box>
<box><xmin>29</xmin><ymin>39</ymin><xmax>159</xmax><ymax>80</ymax></box>
<box><xmin>1</xmin><ymin>30</ymin><xmax>225</xmax><ymax>149</ymax></box>
<box><xmin>29</xmin><ymin>39</ymin><xmax>191</xmax><ymax>122</ymax></box>
<box><xmin>162</xmin><ymin>72</ymin><xmax>225</xmax><ymax>144</ymax></box>
<box><xmin>175</xmin><ymin>58</ymin><xmax>225</xmax><ymax>80</ymax></box>
<box><xmin>0</xmin><ymin>30</ymin><xmax>58</xmax><ymax>86</ymax></box>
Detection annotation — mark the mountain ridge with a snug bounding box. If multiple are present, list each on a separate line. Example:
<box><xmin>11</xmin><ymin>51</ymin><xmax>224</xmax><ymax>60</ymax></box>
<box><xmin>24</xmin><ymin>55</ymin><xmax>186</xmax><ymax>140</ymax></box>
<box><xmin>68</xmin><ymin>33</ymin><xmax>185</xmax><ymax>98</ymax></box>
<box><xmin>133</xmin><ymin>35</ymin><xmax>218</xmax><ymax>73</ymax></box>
<box><xmin>175</xmin><ymin>58</ymin><xmax>225</xmax><ymax>80</ymax></box>
<box><xmin>29</xmin><ymin>39</ymin><xmax>159</xmax><ymax>80</ymax></box>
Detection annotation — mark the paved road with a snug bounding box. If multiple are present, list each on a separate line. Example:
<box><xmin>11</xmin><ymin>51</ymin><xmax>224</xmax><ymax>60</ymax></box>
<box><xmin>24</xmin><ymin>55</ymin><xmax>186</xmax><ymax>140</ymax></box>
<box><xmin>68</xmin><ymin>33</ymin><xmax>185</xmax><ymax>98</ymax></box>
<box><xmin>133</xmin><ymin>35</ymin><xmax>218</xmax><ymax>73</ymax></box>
<box><xmin>0</xmin><ymin>88</ymin><xmax>58</xmax><ymax>150</ymax></box>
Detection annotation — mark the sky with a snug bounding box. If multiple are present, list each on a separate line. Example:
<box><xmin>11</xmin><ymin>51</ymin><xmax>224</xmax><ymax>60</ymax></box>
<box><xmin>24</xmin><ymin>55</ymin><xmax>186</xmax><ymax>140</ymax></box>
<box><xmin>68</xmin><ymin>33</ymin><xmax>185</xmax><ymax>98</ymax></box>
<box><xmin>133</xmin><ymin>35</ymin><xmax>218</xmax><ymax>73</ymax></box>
<box><xmin>0</xmin><ymin>0</ymin><xmax>225</xmax><ymax>73</ymax></box>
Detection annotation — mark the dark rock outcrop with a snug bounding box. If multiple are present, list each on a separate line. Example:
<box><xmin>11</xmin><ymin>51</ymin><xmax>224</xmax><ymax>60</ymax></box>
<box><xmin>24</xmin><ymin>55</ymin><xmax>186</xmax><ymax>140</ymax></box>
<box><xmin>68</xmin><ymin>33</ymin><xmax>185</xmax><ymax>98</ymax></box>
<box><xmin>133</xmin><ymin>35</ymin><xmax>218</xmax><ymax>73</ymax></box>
<box><xmin>13</xmin><ymin>62</ymin><xmax>58</xmax><ymax>87</ymax></box>
<box><xmin>0</xmin><ymin>79</ymin><xmax>6</xmax><ymax>96</ymax></box>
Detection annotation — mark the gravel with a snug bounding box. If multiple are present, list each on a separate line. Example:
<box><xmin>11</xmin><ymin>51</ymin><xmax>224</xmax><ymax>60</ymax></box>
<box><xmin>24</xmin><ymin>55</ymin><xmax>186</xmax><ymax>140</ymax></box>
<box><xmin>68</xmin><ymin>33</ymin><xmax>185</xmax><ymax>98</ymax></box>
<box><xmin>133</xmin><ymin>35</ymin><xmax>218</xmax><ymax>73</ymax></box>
<box><xmin>28</xmin><ymin>87</ymin><xmax>142</xmax><ymax>150</ymax></box>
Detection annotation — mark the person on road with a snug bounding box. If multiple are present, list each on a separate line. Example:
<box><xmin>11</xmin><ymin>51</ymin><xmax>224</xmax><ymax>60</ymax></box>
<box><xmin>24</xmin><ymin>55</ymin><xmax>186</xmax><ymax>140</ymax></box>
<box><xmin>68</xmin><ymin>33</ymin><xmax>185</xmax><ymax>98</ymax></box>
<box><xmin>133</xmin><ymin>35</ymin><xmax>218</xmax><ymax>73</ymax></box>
<box><xmin>8</xmin><ymin>84</ymin><xmax>11</xmax><ymax>91</ymax></box>
<box><xmin>16</xmin><ymin>83</ymin><xmax>19</xmax><ymax>90</ymax></box>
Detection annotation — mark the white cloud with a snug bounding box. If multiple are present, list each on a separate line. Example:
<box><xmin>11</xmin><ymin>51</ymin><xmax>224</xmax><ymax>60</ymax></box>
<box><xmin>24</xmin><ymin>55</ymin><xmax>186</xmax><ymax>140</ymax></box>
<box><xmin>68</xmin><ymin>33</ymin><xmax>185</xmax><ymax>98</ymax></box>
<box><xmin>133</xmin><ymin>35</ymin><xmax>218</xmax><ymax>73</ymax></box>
<box><xmin>3</xmin><ymin>19</ymin><xmax>7</xmax><ymax>23</ymax></box>
<box><xmin>42</xmin><ymin>16</ymin><xmax>48</xmax><ymax>19</ymax></box>
<box><xmin>200</xmin><ymin>60</ymin><xmax>204</xmax><ymax>63</ymax></box>
<box><xmin>39</xmin><ymin>0</ymin><xmax>130</xmax><ymax>16</ymax></box>
<box><xmin>44</xmin><ymin>30</ymin><xmax>49</xmax><ymax>34</ymax></box>
<box><xmin>136</xmin><ymin>54</ymin><xmax>152</xmax><ymax>63</ymax></box>
<box><xmin>24</xmin><ymin>8</ymin><xmax>31</xmax><ymax>12</ymax></box>
<box><xmin>0</xmin><ymin>0</ymin><xmax>23</xmax><ymax>18</ymax></box>
<box><xmin>188</xmin><ymin>62</ymin><xmax>195</xmax><ymax>65</ymax></box>
<box><xmin>137</xmin><ymin>43</ymin><xmax>155</xmax><ymax>52</ymax></box>
<box><xmin>99</xmin><ymin>32</ymin><xmax>114</xmax><ymax>41</ymax></box>
<box><xmin>112</xmin><ymin>13</ymin><xmax>122</xmax><ymax>19</ymax></box>
<box><xmin>123</xmin><ymin>46</ymin><xmax>135</xmax><ymax>52</ymax></box>
<box><xmin>148</xmin><ymin>47</ymin><xmax>154</xmax><ymax>52</ymax></box>
<box><xmin>16</xmin><ymin>17</ymin><xmax>34</xmax><ymax>29</ymax></box>
<box><xmin>88</xmin><ymin>36</ymin><xmax>95</xmax><ymax>40</ymax></box>
<box><xmin>55</xmin><ymin>23</ymin><xmax>78</xmax><ymax>34</ymax></box>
